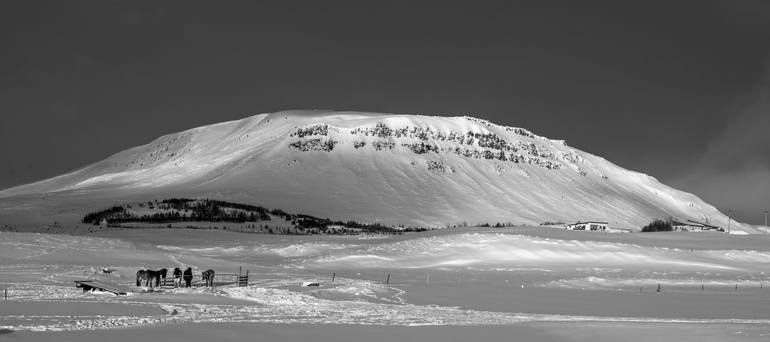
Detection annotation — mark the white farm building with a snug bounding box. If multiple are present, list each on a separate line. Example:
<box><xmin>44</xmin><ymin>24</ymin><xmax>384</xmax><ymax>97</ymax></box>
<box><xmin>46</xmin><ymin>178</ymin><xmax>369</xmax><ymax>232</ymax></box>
<box><xmin>671</xmin><ymin>219</ymin><xmax>724</xmax><ymax>232</ymax></box>
<box><xmin>565</xmin><ymin>221</ymin><xmax>608</xmax><ymax>231</ymax></box>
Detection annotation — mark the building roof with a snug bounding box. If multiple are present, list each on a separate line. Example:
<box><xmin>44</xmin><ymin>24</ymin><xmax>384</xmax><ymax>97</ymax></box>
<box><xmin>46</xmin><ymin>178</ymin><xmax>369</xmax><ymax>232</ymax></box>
<box><xmin>686</xmin><ymin>219</ymin><xmax>721</xmax><ymax>229</ymax></box>
<box><xmin>672</xmin><ymin>220</ymin><xmax>704</xmax><ymax>227</ymax></box>
<box><xmin>671</xmin><ymin>219</ymin><xmax>722</xmax><ymax>230</ymax></box>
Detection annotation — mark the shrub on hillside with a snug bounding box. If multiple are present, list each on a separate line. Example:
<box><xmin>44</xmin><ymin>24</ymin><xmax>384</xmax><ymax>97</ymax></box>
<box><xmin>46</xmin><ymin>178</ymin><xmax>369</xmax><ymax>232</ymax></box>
<box><xmin>641</xmin><ymin>219</ymin><xmax>673</xmax><ymax>232</ymax></box>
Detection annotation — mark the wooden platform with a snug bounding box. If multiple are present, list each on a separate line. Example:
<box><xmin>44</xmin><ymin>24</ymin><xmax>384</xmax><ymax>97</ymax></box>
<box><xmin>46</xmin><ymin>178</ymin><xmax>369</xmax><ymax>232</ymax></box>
<box><xmin>74</xmin><ymin>280</ymin><xmax>129</xmax><ymax>295</ymax></box>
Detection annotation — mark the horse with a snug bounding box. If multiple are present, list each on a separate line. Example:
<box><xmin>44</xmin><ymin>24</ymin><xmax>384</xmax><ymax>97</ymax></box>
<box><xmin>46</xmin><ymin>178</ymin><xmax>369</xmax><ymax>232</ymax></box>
<box><xmin>172</xmin><ymin>268</ymin><xmax>183</xmax><ymax>287</ymax></box>
<box><xmin>136</xmin><ymin>270</ymin><xmax>148</xmax><ymax>286</ymax></box>
<box><xmin>145</xmin><ymin>269</ymin><xmax>164</xmax><ymax>288</ymax></box>
<box><xmin>158</xmin><ymin>268</ymin><xmax>168</xmax><ymax>286</ymax></box>
<box><xmin>183</xmin><ymin>267</ymin><xmax>193</xmax><ymax>287</ymax></box>
<box><xmin>201</xmin><ymin>269</ymin><xmax>215</xmax><ymax>287</ymax></box>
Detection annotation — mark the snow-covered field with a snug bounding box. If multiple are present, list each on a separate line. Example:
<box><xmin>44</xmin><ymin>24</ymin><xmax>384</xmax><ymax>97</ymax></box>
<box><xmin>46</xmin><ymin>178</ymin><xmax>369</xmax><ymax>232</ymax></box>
<box><xmin>2</xmin><ymin>227</ymin><xmax>770</xmax><ymax>341</ymax></box>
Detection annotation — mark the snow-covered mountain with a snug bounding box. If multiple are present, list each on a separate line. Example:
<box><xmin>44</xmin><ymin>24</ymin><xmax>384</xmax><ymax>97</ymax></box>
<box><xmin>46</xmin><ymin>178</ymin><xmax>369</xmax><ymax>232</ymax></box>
<box><xmin>0</xmin><ymin>110</ymin><xmax>754</xmax><ymax>232</ymax></box>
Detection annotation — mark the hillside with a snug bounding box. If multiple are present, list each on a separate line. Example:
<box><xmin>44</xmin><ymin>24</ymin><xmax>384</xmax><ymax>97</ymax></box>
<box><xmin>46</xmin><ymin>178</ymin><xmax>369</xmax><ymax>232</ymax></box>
<box><xmin>0</xmin><ymin>110</ymin><xmax>754</xmax><ymax>233</ymax></box>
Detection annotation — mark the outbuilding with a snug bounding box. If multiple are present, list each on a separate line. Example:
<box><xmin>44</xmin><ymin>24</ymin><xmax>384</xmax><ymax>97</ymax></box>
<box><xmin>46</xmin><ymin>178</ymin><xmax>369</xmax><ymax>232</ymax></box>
<box><xmin>565</xmin><ymin>221</ymin><xmax>608</xmax><ymax>231</ymax></box>
<box><xmin>671</xmin><ymin>219</ymin><xmax>724</xmax><ymax>232</ymax></box>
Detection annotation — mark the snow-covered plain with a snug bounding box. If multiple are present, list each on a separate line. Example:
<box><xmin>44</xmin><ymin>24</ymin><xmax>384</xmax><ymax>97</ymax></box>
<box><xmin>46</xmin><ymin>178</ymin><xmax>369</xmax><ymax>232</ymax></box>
<box><xmin>0</xmin><ymin>110</ymin><xmax>765</xmax><ymax>340</ymax></box>
<box><xmin>0</xmin><ymin>110</ymin><xmax>752</xmax><ymax>232</ymax></box>
<box><xmin>2</xmin><ymin>228</ymin><xmax>770</xmax><ymax>341</ymax></box>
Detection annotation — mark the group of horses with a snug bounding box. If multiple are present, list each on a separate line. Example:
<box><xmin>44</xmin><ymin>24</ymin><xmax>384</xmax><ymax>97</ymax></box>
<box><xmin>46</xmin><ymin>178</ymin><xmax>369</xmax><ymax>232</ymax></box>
<box><xmin>136</xmin><ymin>267</ymin><xmax>215</xmax><ymax>288</ymax></box>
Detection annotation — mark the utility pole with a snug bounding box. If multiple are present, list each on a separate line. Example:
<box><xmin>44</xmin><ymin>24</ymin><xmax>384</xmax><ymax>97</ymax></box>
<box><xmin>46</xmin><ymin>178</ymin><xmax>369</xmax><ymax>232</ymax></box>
<box><xmin>727</xmin><ymin>210</ymin><xmax>732</xmax><ymax>234</ymax></box>
<box><xmin>765</xmin><ymin>210</ymin><xmax>768</xmax><ymax>227</ymax></box>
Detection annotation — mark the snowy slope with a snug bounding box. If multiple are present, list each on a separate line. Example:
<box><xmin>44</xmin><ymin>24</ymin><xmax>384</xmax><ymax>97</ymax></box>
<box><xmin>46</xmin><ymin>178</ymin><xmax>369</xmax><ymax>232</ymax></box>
<box><xmin>0</xmin><ymin>110</ymin><xmax>754</xmax><ymax>232</ymax></box>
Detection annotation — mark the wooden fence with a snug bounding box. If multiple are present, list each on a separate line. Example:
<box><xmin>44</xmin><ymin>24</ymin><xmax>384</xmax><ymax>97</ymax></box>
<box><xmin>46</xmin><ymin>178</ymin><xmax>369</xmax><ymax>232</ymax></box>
<box><xmin>157</xmin><ymin>267</ymin><xmax>250</xmax><ymax>288</ymax></box>
<box><xmin>211</xmin><ymin>267</ymin><xmax>250</xmax><ymax>287</ymax></box>
<box><xmin>238</xmin><ymin>271</ymin><xmax>249</xmax><ymax>287</ymax></box>
<box><xmin>161</xmin><ymin>278</ymin><xmax>178</xmax><ymax>288</ymax></box>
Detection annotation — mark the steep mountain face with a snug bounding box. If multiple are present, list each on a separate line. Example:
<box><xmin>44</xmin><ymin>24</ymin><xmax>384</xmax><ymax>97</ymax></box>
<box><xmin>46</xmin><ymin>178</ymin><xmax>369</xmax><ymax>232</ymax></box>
<box><xmin>0</xmin><ymin>110</ymin><xmax>753</xmax><ymax>232</ymax></box>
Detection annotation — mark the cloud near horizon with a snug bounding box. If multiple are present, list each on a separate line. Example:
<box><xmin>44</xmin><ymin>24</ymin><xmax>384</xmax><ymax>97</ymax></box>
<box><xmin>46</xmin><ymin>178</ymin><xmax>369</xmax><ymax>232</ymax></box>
<box><xmin>672</xmin><ymin>62</ymin><xmax>770</xmax><ymax>225</ymax></box>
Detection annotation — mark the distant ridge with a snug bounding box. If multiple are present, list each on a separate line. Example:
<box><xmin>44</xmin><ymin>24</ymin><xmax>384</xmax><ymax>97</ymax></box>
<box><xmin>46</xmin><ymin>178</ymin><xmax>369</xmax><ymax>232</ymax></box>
<box><xmin>0</xmin><ymin>110</ymin><xmax>755</xmax><ymax>233</ymax></box>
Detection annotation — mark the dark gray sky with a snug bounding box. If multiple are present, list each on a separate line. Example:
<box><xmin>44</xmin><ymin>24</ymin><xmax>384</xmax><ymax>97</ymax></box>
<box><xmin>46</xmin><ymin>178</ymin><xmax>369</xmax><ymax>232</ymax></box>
<box><xmin>2</xmin><ymin>1</ymin><xmax>769</xmax><ymax>224</ymax></box>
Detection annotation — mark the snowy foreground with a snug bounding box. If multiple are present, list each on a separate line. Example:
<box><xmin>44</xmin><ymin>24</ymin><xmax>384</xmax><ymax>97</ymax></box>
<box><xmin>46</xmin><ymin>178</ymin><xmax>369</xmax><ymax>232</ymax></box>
<box><xmin>2</xmin><ymin>227</ymin><xmax>770</xmax><ymax>341</ymax></box>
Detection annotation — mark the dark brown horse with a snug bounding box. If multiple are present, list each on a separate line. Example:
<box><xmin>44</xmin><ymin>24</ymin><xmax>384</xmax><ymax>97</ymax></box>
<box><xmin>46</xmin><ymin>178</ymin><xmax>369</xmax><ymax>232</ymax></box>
<box><xmin>183</xmin><ymin>267</ymin><xmax>193</xmax><ymax>287</ymax></box>
<box><xmin>144</xmin><ymin>269</ymin><xmax>165</xmax><ymax>288</ymax></box>
<box><xmin>201</xmin><ymin>269</ymin><xmax>215</xmax><ymax>287</ymax></box>
<box><xmin>136</xmin><ymin>270</ymin><xmax>148</xmax><ymax>286</ymax></box>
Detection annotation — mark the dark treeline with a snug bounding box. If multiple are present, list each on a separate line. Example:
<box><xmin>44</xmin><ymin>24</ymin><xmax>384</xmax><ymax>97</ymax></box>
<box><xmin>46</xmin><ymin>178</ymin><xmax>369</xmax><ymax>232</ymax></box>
<box><xmin>81</xmin><ymin>198</ymin><xmax>429</xmax><ymax>234</ymax></box>
<box><xmin>81</xmin><ymin>206</ymin><xmax>128</xmax><ymax>224</ymax></box>
<box><xmin>159</xmin><ymin>198</ymin><xmax>275</xmax><ymax>220</ymax></box>
<box><xmin>83</xmin><ymin>198</ymin><xmax>282</xmax><ymax>224</ymax></box>
<box><xmin>641</xmin><ymin>218</ymin><xmax>673</xmax><ymax>232</ymax></box>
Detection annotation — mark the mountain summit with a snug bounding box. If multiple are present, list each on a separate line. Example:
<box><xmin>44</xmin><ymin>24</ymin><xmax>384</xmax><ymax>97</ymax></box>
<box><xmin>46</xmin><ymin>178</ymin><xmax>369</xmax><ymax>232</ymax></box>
<box><xmin>0</xmin><ymin>110</ymin><xmax>752</xmax><ymax>232</ymax></box>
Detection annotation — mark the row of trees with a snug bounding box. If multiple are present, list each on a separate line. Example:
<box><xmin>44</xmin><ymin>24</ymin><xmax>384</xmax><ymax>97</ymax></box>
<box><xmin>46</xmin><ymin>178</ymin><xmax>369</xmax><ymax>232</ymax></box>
<box><xmin>641</xmin><ymin>219</ymin><xmax>673</xmax><ymax>232</ymax></box>
<box><xmin>80</xmin><ymin>198</ymin><xmax>428</xmax><ymax>234</ymax></box>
